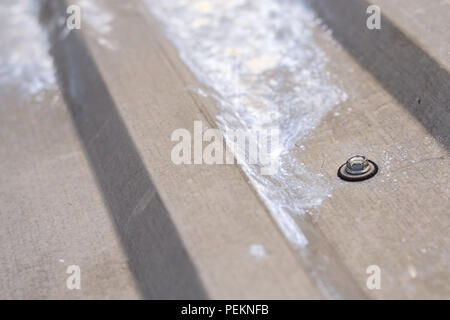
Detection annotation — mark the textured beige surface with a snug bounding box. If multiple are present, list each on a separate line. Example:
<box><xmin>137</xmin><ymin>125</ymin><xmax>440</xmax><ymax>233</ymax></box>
<box><xmin>61</xmin><ymin>0</ymin><xmax>322</xmax><ymax>299</ymax></box>
<box><xmin>0</xmin><ymin>0</ymin><xmax>322</xmax><ymax>299</ymax></box>
<box><xmin>303</xmin><ymin>0</ymin><xmax>450</xmax><ymax>299</ymax></box>
<box><xmin>0</xmin><ymin>86</ymin><xmax>141</xmax><ymax>299</ymax></box>
<box><xmin>0</xmin><ymin>0</ymin><xmax>448</xmax><ymax>299</ymax></box>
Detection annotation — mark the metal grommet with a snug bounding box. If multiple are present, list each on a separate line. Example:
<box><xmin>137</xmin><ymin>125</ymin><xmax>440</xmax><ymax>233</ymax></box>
<box><xmin>338</xmin><ymin>155</ymin><xmax>378</xmax><ymax>182</ymax></box>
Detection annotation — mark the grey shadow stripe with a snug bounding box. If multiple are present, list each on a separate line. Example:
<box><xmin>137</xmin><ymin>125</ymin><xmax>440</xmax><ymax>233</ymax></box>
<box><xmin>39</xmin><ymin>0</ymin><xmax>208</xmax><ymax>299</ymax></box>
<box><xmin>307</xmin><ymin>0</ymin><xmax>450</xmax><ymax>151</ymax></box>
